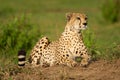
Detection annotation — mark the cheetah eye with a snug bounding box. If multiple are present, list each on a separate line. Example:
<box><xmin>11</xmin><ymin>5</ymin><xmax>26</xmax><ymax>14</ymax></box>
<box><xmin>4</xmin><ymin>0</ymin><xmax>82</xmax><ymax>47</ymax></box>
<box><xmin>76</xmin><ymin>17</ymin><xmax>80</xmax><ymax>20</ymax></box>
<box><xmin>85</xmin><ymin>17</ymin><xmax>87</xmax><ymax>20</ymax></box>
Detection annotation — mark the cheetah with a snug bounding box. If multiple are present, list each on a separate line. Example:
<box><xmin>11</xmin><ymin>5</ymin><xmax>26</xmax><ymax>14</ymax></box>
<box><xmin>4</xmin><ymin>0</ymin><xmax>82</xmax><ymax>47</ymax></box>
<box><xmin>18</xmin><ymin>12</ymin><xmax>91</xmax><ymax>67</ymax></box>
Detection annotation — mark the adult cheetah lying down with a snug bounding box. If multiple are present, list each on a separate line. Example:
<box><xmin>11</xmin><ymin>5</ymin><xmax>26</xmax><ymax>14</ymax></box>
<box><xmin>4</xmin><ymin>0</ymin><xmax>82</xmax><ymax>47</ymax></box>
<box><xmin>18</xmin><ymin>13</ymin><xmax>91</xmax><ymax>67</ymax></box>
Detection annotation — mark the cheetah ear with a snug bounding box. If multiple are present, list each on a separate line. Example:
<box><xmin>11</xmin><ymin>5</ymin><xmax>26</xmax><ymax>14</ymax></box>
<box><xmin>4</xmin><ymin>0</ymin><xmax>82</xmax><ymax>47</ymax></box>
<box><xmin>66</xmin><ymin>13</ymin><xmax>73</xmax><ymax>21</ymax></box>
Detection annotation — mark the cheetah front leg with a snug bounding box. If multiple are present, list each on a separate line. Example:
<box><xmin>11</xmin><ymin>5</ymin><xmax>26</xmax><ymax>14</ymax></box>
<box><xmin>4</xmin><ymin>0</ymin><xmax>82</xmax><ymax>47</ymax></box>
<box><xmin>80</xmin><ymin>58</ymin><xmax>90</xmax><ymax>67</ymax></box>
<box><xmin>66</xmin><ymin>59</ymin><xmax>78</xmax><ymax>67</ymax></box>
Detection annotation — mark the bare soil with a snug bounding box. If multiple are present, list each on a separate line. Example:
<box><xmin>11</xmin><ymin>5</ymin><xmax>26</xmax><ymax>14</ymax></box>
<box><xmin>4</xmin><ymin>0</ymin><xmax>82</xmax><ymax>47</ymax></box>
<box><xmin>1</xmin><ymin>59</ymin><xmax>120</xmax><ymax>80</ymax></box>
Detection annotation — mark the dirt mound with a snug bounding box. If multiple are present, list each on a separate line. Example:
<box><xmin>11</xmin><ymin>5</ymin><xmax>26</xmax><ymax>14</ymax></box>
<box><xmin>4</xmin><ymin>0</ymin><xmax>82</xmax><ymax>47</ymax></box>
<box><xmin>2</xmin><ymin>59</ymin><xmax>120</xmax><ymax>80</ymax></box>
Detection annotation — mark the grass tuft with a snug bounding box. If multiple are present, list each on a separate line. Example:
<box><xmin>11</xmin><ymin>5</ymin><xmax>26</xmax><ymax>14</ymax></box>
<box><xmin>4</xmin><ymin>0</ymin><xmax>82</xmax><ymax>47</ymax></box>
<box><xmin>0</xmin><ymin>14</ymin><xmax>41</xmax><ymax>65</ymax></box>
<box><xmin>82</xmin><ymin>28</ymin><xmax>101</xmax><ymax>60</ymax></box>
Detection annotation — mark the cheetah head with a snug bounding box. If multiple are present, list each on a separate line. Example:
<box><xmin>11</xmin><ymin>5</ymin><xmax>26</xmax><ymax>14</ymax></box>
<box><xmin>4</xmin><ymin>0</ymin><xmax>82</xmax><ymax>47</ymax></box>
<box><xmin>66</xmin><ymin>12</ymin><xmax>88</xmax><ymax>33</ymax></box>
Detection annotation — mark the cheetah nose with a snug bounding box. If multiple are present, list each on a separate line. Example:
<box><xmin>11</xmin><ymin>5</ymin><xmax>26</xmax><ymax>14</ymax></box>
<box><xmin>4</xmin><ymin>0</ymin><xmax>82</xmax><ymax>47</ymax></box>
<box><xmin>83</xmin><ymin>23</ymin><xmax>87</xmax><ymax>26</ymax></box>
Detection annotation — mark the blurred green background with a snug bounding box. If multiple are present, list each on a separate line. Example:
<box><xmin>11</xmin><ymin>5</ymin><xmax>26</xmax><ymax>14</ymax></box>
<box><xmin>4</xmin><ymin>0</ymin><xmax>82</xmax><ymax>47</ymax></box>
<box><xmin>0</xmin><ymin>0</ymin><xmax>120</xmax><ymax>67</ymax></box>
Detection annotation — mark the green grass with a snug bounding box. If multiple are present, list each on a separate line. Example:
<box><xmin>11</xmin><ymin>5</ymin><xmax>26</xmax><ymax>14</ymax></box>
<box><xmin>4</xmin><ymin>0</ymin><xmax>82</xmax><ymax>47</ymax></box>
<box><xmin>0</xmin><ymin>0</ymin><xmax>120</xmax><ymax>67</ymax></box>
<box><xmin>0</xmin><ymin>15</ymin><xmax>42</xmax><ymax>68</ymax></box>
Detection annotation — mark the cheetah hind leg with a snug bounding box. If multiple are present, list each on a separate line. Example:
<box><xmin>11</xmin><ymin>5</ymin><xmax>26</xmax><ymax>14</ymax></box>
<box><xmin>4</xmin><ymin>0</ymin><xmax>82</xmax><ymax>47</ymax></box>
<box><xmin>29</xmin><ymin>37</ymin><xmax>50</xmax><ymax>67</ymax></box>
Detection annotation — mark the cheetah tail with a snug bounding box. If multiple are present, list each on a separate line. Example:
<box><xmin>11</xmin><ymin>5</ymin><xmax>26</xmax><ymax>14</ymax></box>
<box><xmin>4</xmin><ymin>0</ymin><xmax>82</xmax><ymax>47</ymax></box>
<box><xmin>18</xmin><ymin>49</ymin><xmax>26</xmax><ymax>66</ymax></box>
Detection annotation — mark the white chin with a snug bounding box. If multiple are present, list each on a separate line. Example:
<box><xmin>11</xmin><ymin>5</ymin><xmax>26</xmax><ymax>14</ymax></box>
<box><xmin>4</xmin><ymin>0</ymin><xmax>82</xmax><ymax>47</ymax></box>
<box><xmin>82</xmin><ymin>26</ymin><xmax>87</xmax><ymax>30</ymax></box>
